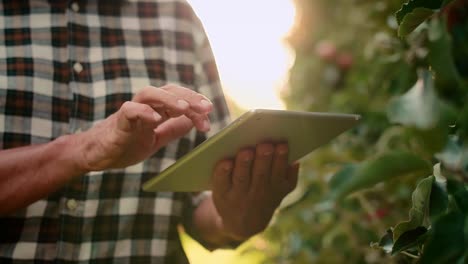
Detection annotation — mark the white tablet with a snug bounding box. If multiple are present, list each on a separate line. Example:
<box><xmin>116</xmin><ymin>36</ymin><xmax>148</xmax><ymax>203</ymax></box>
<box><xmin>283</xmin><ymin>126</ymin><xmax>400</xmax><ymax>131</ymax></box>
<box><xmin>142</xmin><ymin>109</ymin><xmax>360</xmax><ymax>192</ymax></box>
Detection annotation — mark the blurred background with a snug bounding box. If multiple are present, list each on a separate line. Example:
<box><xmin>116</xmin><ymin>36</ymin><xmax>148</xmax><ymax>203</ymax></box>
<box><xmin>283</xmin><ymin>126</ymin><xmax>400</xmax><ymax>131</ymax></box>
<box><xmin>188</xmin><ymin>0</ymin><xmax>294</xmax><ymax>113</ymax></box>
<box><xmin>183</xmin><ymin>0</ymin><xmax>468</xmax><ymax>263</ymax></box>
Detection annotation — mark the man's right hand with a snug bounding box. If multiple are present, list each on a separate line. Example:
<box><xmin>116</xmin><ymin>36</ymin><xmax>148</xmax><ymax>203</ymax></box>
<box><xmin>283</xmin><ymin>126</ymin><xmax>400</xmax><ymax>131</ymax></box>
<box><xmin>74</xmin><ymin>84</ymin><xmax>213</xmax><ymax>172</ymax></box>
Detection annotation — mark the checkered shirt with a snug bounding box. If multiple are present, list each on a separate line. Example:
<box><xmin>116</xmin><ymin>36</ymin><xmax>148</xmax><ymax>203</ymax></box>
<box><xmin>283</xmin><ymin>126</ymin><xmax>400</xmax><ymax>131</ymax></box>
<box><xmin>0</xmin><ymin>0</ymin><xmax>230</xmax><ymax>263</ymax></box>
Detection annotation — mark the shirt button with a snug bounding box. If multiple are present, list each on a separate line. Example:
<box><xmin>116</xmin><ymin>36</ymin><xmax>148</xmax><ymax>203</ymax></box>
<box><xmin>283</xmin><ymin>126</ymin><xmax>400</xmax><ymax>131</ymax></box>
<box><xmin>73</xmin><ymin>62</ymin><xmax>83</xmax><ymax>74</ymax></box>
<box><xmin>71</xmin><ymin>2</ymin><xmax>80</xmax><ymax>12</ymax></box>
<box><xmin>67</xmin><ymin>199</ymin><xmax>78</xmax><ymax>211</ymax></box>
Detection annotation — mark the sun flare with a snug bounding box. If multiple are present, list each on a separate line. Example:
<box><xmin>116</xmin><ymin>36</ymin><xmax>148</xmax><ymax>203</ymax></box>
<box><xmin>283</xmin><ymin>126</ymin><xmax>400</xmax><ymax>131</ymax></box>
<box><xmin>187</xmin><ymin>0</ymin><xmax>295</xmax><ymax>110</ymax></box>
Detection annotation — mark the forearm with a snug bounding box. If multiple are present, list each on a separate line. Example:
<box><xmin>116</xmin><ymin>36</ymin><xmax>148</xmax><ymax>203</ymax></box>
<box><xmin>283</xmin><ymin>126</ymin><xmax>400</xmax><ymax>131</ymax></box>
<box><xmin>191</xmin><ymin>195</ymin><xmax>245</xmax><ymax>250</ymax></box>
<box><xmin>0</xmin><ymin>134</ymin><xmax>88</xmax><ymax>215</ymax></box>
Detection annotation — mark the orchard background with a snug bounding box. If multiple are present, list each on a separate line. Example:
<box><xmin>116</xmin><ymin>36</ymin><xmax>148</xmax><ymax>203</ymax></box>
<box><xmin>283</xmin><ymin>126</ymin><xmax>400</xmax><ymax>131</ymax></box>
<box><xmin>185</xmin><ymin>0</ymin><xmax>468</xmax><ymax>263</ymax></box>
<box><xmin>237</xmin><ymin>0</ymin><xmax>468</xmax><ymax>263</ymax></box>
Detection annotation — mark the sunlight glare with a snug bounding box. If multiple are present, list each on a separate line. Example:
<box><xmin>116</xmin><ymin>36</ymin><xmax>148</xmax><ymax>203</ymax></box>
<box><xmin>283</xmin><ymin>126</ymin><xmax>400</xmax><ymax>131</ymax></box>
<box><xmin>187</xmin><ymin>0</ymin><xmax>295</xmax><ymax>110</ymax></box>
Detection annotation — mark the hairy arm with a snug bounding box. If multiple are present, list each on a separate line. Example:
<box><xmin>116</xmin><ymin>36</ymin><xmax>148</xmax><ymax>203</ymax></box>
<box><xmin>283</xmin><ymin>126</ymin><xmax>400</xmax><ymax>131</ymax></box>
<box><xmin>0</xmin><ymin>135</ymin><xmax>87</xmax><ymax>215</ymax></box>
<box><xmin>0</xmin><ymin>85</ymin><xmax>213</xmax><ymax>215</ymax></box>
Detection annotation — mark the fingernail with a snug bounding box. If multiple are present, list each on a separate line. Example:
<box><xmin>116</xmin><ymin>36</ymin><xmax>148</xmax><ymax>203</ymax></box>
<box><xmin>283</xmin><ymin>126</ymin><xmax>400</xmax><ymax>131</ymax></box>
<box><xmin>200</xmin><ymin>99</ymin><xmax>212</xmax><ymax>108</ymax></box>
<box><xmin>243</xmin><ymin>152</ymin><xmax>253</xmax><ymax>163</ymax></box>
<box><xmin>278</xmin><ymin>146</ymin><xmax>288</xmax><ymax>155</ymax></box>
<box><xmin>223</xmin><ymin>163</ymin><xmax>233</xmax><ymax>172</ymax></box>
<box><xmin>177</xmin><ymin>99</ymin><xmax>189</xmax><ymax>109</ymax></box>
<box><xmin>203</xmin><ymin>119</ymin><xmax>211</xmax><ymax>131</ymax></box>
<box><xmin>153</xmin><ymin>112</ymin><xmax>162</xmax><ymax>121</ymax></box>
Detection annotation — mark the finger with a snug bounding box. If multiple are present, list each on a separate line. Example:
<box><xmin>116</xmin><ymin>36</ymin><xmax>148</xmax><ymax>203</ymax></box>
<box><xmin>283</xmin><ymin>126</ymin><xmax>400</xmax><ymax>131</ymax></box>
<box><xmin>231</xmin><ymin>148</ymin><xmax>254</xmax><ymax>193</ymax></box>
<box><xmin>133</xmin><ymin>86</ymin><xmax>211</xmax><ymax>130</ymax></box>
<box><xmin>117</xmin><ymin>101</ymin><xmax>162</xmax><ymax>131</ymax></box>
<box><xmin>132</xmin><ymin>86</ymin><xmax>190</xmax><ymax>116</ymax></box>
<box><xmin>283</xmin><ymin>163</ymin><xmax>299</xmax><ymax>194</ymax></box>
<box><xmin>250</xmin><ymin>143</ymin><xmax>275</xmax><ymax>191</ymax></box>
<box><xmin>162</xmin><ymin>84</ymin><xmax>213</xmax><ymax>114</ymax></box>
<box><xmin>184</xmin><ymin>111</ymin><xmax>211</xmax><ymax>132</ymax></box>
<box><xmin>212</xmin><ymin>159</ymin><xmax>234</xmax><ymax>197</ymax></box>
<box><xmin>270</xmin><ymin>143</ymin><xmax>289</xmax><ymax>188</ymax></box>
<box><xmin>153</xmin><ymin>115</ymin><xmax>195</xmax><ymax>149</ymax></box>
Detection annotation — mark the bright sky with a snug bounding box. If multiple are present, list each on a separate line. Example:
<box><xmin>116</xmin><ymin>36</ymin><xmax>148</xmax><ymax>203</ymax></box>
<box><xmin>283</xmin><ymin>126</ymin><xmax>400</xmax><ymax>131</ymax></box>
<box><xmin>187</xmin><ymin>0</ymin><xmax>295</xmax><ymax>110</ymax></box>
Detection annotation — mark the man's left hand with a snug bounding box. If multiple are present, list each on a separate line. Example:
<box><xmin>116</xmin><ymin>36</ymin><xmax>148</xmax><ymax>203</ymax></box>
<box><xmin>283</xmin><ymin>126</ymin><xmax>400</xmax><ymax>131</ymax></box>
<box><xmin>211</xmin><ymin>142</ymin><xmax>299</xmax><ymax>241</ymax></box>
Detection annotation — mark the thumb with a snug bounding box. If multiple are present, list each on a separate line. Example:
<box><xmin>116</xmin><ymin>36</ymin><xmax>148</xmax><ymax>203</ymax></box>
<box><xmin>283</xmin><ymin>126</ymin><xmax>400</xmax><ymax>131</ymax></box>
<box><xmin>154</xmin><ymin>116</ymin><xmax>195</xmax><ymax>149</ymax></box>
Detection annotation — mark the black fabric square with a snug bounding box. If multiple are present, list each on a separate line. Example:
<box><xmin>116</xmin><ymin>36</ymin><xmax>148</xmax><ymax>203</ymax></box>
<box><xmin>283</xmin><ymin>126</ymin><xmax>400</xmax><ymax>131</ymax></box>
<box><xmin>7</xmin><ymin>57</ymin><xmax>34</xmax><ymax>77</ymax></box>
<box><xmin>145</xmin><ymin>59</ymin><xmax>166</xmax><ymax>80</ymax></box>
<box><xmin>73</xmin><ymin>94</ymin><xmax>94</xmax><ymax>121</ymax></box>
<box><xmin>5</xmin><ymin>89</ymin><xmax>34</xmax><ymax>116</ymax></box>
<box><xmin>2</xmin><ymin>132</ymin><xmax>31</xmax><ymax>148</ymax></box>
<box><xmin>104</xmin><ymin>92</ymin><xmax>132</xmax><ymax>116</ymax></box>
<box><xmin>2</xmin><ymin>0</ymin><xmax>30</xmax><ymax>16</ymax></box>
<box><xmin>140</xmin><ymin>30</ymin><xmax>163</xmax><ymax>47</ymax></box>
<box><xmin>0</xmin><ymin>218</ymin><xmax>25</xmax><ymax>243</ymax></box>
<box><xmin>100</xmin><ymin>27</ymin><xmax>125</xmax><ymax>47</ymax></box>
<box><xmin>51</xmin><ymin>96</ymin><xmax>71</xmax><ymax>122</ymax></box>
<box><xmin>103</xmin><ymin>59</ymin><xmax>130</xmax><ymax>79</ymax></box>
<box><xmin>4</xmin><ymin>28</ymin><xmax>31</xmax><ymax>46</ymax></box>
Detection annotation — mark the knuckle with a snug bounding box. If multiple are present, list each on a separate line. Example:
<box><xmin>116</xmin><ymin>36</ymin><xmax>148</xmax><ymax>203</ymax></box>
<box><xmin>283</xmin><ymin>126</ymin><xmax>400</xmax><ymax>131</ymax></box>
<box><xmin>233</xmin><ymin>174</ymin><xmax>247</xmax><ymax>184</ymax></box>
<box><xmin>120</xmin><ymin>101</ymin><xmax>133</xmax><ymax>112</ymax></box>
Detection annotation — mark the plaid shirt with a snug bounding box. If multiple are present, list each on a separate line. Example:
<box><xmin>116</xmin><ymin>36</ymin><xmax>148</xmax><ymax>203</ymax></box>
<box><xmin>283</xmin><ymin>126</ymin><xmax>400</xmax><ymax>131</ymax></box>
<box><xmin>0</xmin><ymin>0</ymin><xmax>230</xmax><ymax>263</ymax></box>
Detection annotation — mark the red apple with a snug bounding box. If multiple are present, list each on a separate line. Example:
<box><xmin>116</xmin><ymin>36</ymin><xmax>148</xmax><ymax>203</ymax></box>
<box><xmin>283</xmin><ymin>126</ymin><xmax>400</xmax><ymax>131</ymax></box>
<box><xmin>315</xmin><ymin>40</ymin><xmax>337</xmax><ymax>62</ymax></box>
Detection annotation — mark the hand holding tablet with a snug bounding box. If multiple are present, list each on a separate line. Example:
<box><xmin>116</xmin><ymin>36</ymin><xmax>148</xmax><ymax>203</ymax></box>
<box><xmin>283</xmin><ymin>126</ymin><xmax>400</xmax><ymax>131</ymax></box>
<box><xmin>143</xmin><ymin>109</ymin><xmax>360</xmax><ymax>192</ymax></box>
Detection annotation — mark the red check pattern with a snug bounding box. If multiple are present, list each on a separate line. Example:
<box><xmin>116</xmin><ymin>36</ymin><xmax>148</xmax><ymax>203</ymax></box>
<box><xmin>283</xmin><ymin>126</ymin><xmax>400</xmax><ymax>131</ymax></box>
<box><xmin>0</xmin><ymin>0</ymin><xmax>230</xmax><ymax>263</ymax></box>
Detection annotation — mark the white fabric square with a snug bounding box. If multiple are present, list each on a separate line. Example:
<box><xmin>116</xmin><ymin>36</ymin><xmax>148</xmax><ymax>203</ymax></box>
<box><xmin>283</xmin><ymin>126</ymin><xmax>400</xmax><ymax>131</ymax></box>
<box><xmin>12</xmin><ymin>242</ymin><xmax>37</xmax><ymax>260</ymax></box>
<box><xmin>26</xmin><ymin>200</ymin><xmax>47</xmax><ymax>217</ymax></box>
<box><xmin>84</xmin><ymin>14</ymin><xmax>101</xmax><ymax>28</ymax></box>
<box><xmin>78</xmin><ymin>242</ymin><xmax>92</xmax><ymax>261</ymax></box>
<box><xmin>0</xmin><ymin>75</ymin><xmax>7</xmax><ymax>87</ymax></box>
<box><xmin>29</xmin><ymin>14</ymin><xmax>52</xmax><ymax>28</ymax></box>
<box><xmin>125</xmin><ymin>46</ymin><xmax>145</xmax><ymax>60</ymax></box>
<box><xmin>130</xmin><ymin>78</ymin><xmax>150</xmax><ymax>94</ymax></box>
<box><xmin>118</xmin><ymin>197</ymin><xmax>139</xmax><ymax>215</ymax></box>
<box><xmin>151</xmin><ymin>239</ymin><xmax>167</xmax><ymax>256</ymax></box>
<box><xmin>126</xmin><ymin>161</ymin><xmax>143</xmax><ymax>173</ymax></box>
<box><xmin>31</xmin><ymin>117</ymin><xmax>52</xmax><ymax>138</ymax></box>
<box><xmin>121</xmin><ymin>17</ymin><xmax>140</xmax><ymax>30</ymax></box>
<box><xmin>83</xmin><ymin>199</ymin><xmax>99</xmax><ymax>217</ymax></box>
<box><xmin>154</xmin><ymin>197</ymin><xmax>172</xmax><ymax>216</ymax></box>
<box><xmin>32</xmin><ymin>78</ymin><xmax>54</xmax><ymax>97</ymax></box>
<box><xmin>0</xmin><ymin>114</ymin><xmax>4</xmax><ymax>132</ymax></box>
<box><xmin>114</xmin><ymin>240</ymin><xmax>132</xmax><ymax>257</ymax></box>
<box><xmin>92</xmin><ymin>80</ymin><xmax>107</xmax><ymax>98</ymax></box>
<box><xmin>88</xmin><ymin>47</ymin><xmax>103</xmax><ymax>63</ymax></box>
<box><xmin>31</xmin><ymin>45</ymin><xmax>53</xmax><ymax>61</ymax></box>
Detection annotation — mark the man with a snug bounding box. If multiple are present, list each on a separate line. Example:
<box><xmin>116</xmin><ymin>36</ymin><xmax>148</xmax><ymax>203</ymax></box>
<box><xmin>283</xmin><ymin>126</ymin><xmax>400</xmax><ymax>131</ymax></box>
<box><xmin>0</xmin><ymin>0</ymin><xmax>299</xmax><ymax>263</ymax></box>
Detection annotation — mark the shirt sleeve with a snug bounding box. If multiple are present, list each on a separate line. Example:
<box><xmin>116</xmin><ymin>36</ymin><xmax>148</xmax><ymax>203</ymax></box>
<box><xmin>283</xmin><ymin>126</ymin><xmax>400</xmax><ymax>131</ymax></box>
<box><xmin>180</xmin><ymin>3</ymin><xmax>232</xmax><ymax>250</ymax></box>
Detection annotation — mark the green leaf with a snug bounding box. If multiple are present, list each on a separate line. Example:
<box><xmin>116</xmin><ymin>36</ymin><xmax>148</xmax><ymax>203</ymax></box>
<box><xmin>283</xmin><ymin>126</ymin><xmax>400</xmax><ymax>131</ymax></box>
<box><xmin>391</xmin><ymin>226</ymin><xmax>428</xmax><ymax>255</ymax></box>
<box><xmin>420</xmin><ymin>211</ymin><xmax>466</xmax><ymax>264</ymax></box>
<box><xmin>329</xmin><ymin>164</ymin><xmax>358</xmax><ymax>190</ymax></box>
<box><xmin>396</xmin><ymin>0</ymin><xmax>443</xmax><ymax>25</ymax></box>
<box><xmin>398</xmin><ymin>8</ymin><xmax>434</xmax><ymax>37</ymax></box>
<box><xmin>427</xmin><ymin>18</ymin><xmax>463</xmax><ymax>97</ymax></box>
<box><xmin>372</xmin><ymin>229</ymin><xmax>394</xmax><ymax>254</ymax></box>
<box><xmin>458</xmin><ymin>104</ymin><xmax>468</xmax><ymax>140</ymax></box>
<box><xmin>387</xmin><ymin>70</ymin><xmax>440</xmax><ymax>130</ymax></box>
<box><xmin>447</xmin><ymin>180</ymin><xmax>468</xmax><ymax>214</ymax></box>
<box><xmin>393</xmin><ymin>176</ymin><xmax>434</xmax><ymax>240</ymax></box>
<box><xmin>429</xmin><ymin>180</ymin><xmax>448</xmax><ymax>221</ymax></box>
<box><xmin>332</xmin><ymin>151</ymin><xmax>432</xmax><ymax>200</ymax></box>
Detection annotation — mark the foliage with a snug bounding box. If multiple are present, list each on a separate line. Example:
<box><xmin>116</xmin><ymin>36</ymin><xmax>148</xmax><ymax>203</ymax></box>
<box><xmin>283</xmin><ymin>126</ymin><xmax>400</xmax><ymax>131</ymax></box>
<box><xmin>239</xmin><ymin>0</ymin><xmax>468</xmax><ymax>263</ymax></box>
